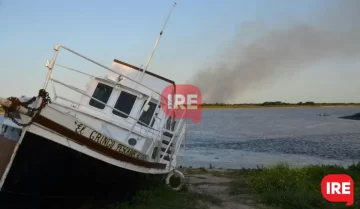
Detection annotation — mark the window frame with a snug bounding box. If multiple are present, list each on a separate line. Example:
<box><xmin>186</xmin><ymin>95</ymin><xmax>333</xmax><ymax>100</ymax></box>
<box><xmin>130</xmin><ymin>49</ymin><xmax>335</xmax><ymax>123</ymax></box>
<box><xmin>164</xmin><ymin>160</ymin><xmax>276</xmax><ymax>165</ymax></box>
<box><xmin>88</xmin><ymin>82</ymin><xmax>114</xmax><ymax>110</ymax></box>
<box><xmin>112</xmin><ymin>90</ymin><xmax>138</xmax><ymax>118</ymax></box>
<box><xmin>137</xmin><ymin>99</ymin><xmax>159</xmax><ymax>128</ymax></box>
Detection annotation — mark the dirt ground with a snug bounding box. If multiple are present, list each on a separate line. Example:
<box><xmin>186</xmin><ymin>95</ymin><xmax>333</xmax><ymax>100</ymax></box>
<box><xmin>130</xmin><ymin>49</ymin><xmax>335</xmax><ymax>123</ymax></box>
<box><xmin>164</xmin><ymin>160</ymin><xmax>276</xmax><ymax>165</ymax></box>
<box><xmin>183</xmin><ymin>169</ymin><xmax>271</xmax><ymax>209</ymax></box>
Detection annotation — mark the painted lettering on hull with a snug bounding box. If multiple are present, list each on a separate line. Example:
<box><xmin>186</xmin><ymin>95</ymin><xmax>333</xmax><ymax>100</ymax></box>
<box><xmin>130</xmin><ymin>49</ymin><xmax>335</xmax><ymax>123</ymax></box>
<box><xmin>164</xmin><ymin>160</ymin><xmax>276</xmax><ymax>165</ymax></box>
<box><xmin>89</xmin><ymin>131</ymin><xmax>116</xmax><ymax>149</ymax></box>
<box><xmin>73</xmin><ymin>121</ymin><xmax>146</xmax><ymax>160</ymax></box>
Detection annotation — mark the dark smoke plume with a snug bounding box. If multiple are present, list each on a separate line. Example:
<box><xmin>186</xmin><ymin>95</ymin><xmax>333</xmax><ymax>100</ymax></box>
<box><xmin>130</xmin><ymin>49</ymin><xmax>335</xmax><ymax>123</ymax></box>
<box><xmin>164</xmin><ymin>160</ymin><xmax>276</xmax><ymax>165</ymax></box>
<box><xmin>190</xmin><ymin>1</ymin><xmax>360</xmax><ymax>103</ymax></box>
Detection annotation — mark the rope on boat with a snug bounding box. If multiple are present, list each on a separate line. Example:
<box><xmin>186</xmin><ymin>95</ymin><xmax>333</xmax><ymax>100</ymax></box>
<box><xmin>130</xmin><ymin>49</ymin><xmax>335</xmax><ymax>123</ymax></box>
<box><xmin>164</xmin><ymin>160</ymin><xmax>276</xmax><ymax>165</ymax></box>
<box><xmin>165</xmin><ymin>169</ymin><xmax>185</xmax><ymax>191</ymax></box>
<box><xmin>0</xmin><ymin>89</ymin><xmax>51</xmax><ymax>127</ymax></box>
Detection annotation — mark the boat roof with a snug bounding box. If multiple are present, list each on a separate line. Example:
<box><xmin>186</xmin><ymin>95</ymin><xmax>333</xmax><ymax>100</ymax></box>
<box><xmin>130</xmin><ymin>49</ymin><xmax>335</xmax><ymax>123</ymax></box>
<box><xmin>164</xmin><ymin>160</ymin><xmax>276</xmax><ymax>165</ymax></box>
<box><xmin>113</xmin><ymin>59</ymin><xmax>175</xmax><ymax>85</ymax></box>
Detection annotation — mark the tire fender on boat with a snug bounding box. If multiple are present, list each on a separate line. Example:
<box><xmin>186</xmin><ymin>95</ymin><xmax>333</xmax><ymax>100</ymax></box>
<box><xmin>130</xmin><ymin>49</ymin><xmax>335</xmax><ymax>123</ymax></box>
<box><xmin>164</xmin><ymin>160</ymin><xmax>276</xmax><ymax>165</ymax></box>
<box><xmin>165</xmin><ymin>169</ymin><xmax>185</xmax><ymax>191</ymax></box>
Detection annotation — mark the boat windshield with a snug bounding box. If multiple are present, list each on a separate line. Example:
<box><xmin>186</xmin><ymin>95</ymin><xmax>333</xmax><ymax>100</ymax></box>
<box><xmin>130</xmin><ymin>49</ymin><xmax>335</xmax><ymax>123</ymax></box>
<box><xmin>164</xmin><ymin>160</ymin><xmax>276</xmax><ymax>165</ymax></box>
<box><xmin>89</xmin><ymin>83</ymin><xmax>113</xmax><ymax>109</ymax></box>
<box><xmin>112</xmin><ymin>91</ymin><xmax>137</xmax><ymax>118</ymax></box>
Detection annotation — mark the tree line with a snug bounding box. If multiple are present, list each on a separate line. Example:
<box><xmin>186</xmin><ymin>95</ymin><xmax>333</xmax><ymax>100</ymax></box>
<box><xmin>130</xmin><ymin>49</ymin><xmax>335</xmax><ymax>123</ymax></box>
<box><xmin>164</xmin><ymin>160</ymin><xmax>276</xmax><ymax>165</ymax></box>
<box><xmin>201</xmin><ymin>101</ymin><xmax>359</xmax><ymax>106</ymax></box>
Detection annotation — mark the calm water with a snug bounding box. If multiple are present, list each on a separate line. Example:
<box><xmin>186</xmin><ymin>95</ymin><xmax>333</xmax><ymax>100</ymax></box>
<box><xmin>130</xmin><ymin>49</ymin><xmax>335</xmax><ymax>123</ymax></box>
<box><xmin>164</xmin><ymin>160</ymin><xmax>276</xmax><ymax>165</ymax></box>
<box><xmin>178</xmin><ymin>107</ymin><xmax>360</xmax><ymax>169</ymax></box>
<box><xmin>1</xmin><ymin>107</ymin><xmax>360</xmax><ymax>169</ymax></box>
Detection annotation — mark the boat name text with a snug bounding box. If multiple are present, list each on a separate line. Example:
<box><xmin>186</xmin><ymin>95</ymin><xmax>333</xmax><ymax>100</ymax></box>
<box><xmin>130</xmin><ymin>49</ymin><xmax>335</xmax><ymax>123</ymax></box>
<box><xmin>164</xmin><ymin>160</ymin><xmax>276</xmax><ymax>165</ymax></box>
<box><xmin>74</xmin><ymin>121</ymin><xmax>146</xmax><ymax>160</ymax></box>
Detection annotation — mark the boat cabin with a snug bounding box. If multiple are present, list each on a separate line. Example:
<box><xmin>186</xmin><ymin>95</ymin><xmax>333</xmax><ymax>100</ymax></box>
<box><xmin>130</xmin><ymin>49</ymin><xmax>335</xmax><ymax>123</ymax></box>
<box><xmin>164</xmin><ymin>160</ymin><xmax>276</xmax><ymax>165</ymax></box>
<box><xmin>1</xmin><ymin>58</ymin><xmax>180</xmax><ymax>164</ymax></box>
<box><xmin>75</xmin><ymin>59</ymin><xmax>176</xmax><ymax>129</ymax></box>
<box><xmin>50</xmin><ymin>59</ymin><xmax>178</xmax><ymax>161</ymax></box>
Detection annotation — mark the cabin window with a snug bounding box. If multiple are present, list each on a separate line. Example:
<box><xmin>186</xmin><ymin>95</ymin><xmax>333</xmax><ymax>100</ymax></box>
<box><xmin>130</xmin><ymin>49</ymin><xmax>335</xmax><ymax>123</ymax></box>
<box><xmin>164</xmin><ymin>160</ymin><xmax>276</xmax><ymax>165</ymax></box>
<box><xmin>112</xmin><ymin>91</ymin><xmax>137</xmax><ymax>118</ymax></box>
<box><xmin>89</xmin><ymin>83</ymin><xmax>113</xmax><ymax>109</ymax></box>
<box><xmin>137</xmin><ymin>100</ymin><xmax>158</xmax><ymax>127</ymax></box>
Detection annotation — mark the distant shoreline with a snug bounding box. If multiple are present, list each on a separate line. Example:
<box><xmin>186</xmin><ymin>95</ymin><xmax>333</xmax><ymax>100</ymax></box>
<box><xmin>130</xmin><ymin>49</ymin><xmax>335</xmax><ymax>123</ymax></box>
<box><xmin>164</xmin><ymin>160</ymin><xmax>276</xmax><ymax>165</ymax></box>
<box><xmin>1</xmin><ymin>104</ymin><xmax>359</xmax><ymax>113</ymax></box>
<box><xmin>201</xmin><ymin>104</ymin><xmax>360</xmax><ymax>109</ymax></box>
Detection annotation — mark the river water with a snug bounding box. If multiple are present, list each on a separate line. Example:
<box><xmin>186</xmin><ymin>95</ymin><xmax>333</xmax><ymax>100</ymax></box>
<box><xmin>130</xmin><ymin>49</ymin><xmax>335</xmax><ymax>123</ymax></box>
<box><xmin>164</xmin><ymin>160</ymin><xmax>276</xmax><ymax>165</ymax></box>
<box><xmin>1</xmin><ymin>107</ymin><xmax>360</xmax><ymax>169</ymax></box>
<box><xmin>178</xmin><ymin>107</ymin><xmax>360</xmax><ymax>169</ymax></box>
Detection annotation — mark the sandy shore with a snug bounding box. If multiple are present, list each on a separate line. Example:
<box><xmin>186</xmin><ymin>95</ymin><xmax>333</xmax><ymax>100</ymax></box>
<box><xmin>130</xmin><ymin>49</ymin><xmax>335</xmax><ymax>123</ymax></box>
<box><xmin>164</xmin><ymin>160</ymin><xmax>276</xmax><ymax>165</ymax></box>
<box><xmin>180</xmin><ymin>168</ymin><xmax>271</xmax><ymax>209</ymax></box>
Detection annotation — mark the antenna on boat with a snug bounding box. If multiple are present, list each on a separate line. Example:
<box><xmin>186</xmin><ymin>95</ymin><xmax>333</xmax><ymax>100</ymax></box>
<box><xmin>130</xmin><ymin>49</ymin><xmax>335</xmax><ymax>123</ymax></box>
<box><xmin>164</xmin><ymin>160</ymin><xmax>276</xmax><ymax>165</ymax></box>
<box><xmin>138</xmin><ymin>2</ymin><xmax>177</xmax><ymax>82</ymax></box>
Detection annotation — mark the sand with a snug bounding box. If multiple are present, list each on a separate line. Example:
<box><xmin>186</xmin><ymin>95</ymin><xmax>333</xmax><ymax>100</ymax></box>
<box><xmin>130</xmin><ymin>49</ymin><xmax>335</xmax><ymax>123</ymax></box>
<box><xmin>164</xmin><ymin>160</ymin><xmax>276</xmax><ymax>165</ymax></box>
<box><xmin>183</xmin><ymin>169</ymin><xmax>273</xmax><ymax>209</ymax></box>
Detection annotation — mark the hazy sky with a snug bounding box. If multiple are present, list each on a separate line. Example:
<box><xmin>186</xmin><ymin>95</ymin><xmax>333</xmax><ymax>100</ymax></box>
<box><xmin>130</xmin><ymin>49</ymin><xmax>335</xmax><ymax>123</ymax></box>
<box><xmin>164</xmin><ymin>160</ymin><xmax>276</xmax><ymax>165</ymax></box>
<box><xmin>0</xmin><ymin>0</ymin><xmax>359</xmax><ymax>103</ymax></box>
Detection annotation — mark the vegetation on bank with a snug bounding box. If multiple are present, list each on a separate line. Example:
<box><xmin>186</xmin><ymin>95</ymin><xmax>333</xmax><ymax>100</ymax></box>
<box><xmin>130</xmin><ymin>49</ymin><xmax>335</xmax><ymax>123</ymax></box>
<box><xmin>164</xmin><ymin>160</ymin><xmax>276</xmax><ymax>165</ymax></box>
<box><xmin>102</xmin><ymin>184</ymin><xmax>222</xmax><ymax>209</ymax></box>
<box><xmin>201</xmin><ymin>101</ymin><xmax>360</xmax><ymax>109</ymax></box>
<box><xmin>101</xmin><ymin>162</ymin><xmax>360</xmax><ymax>209</ymax></box>
<box><xmin>0</xmin><ymin>105</ymin><xmax>4</xmax><ymax>114</ymax></box>
<box><xmin>236</xmin><ymin>162</ymin><xmax>360</xmax><ymax>209</ymax></box>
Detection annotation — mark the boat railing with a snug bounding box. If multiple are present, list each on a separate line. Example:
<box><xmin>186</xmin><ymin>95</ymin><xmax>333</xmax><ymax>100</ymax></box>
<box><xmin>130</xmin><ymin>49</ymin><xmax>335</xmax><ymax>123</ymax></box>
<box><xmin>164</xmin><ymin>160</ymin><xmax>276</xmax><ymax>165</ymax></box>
<box><xmin>176</xmin><ymin>123</ymin><xmax>187</xmax><ymax>153</ymax></box>
<box><xmin>160</xmin><ymin>110</ymin><xmax>187</xmax><ymax>163</ymax></box>
<box><xmin>50</xmin><ymin>78</ymin><xmax>161</xmax><ymax>132</ymax></box>
<box><xmin>44</xmin><ymin>44</ymin><xmax>169</xmax><ymax>99</ymax></box>
<box><xmin>44</xmin><ymin>44</ymin><xmax>178</xmax><ymax>125</ymax></box>
<box><xmin>41</xmin><ymin>44</ymin><xmax>186</xmax><ymax>163</ymax></box>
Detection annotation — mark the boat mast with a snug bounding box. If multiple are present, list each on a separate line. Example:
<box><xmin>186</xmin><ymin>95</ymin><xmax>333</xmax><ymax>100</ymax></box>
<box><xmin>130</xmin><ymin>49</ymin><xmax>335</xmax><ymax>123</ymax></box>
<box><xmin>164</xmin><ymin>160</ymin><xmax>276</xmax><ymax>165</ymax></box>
<box><xmin>139</xmin><ymin>2</ymin><xmax>177</xmax><ymax>82</ymax></box>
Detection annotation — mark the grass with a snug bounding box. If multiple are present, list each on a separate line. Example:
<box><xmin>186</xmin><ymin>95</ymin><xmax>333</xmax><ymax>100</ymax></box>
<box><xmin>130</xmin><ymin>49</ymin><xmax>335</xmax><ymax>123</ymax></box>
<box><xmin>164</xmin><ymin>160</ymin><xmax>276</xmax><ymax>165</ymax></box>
<box><xmin>228</xmin><ymin>162</ymin><xmax>360</xmax><ymax>209</ymax></box>
<box><xmin>77</xmin><ymin>162</ymin><xmax>360</xmax><ymax>209</ymax></box>
<box><xmin>101</xmin><ymin>185</ymin><xmax>222</xmax><ymax>209</ymax></box>
<box><xmin>0</xmin><ymin>105</ymin><xmax>3</xmax><ymax>114</ymax></box>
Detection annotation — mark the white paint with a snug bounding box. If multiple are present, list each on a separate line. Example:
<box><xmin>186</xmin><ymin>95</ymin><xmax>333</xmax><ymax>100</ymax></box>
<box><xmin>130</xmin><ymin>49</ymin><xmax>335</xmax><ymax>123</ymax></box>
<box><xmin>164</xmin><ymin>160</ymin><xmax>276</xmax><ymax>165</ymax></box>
<box><xmin>109</xmin><ymin>61</ymin><xmax>175</xmax><ymax>97</ymax></box>
<box><xmin>0</xmin><ymin>45</ymin><xmax>189</xmax><ymax>189</ymax></box>
<box><xmin>47</xmin><ymin>104</ymin><xmax>150</xmax><ymax>153</ymax></box>
<box><xmin>28</xmin><ymin>125</ymin><xmax>169</xmax><ymax>174</ymax></box>
<box><xmin>41</xmin><ymin>106</ymin><xmax>149</xmax><ymax>159</ymax></box>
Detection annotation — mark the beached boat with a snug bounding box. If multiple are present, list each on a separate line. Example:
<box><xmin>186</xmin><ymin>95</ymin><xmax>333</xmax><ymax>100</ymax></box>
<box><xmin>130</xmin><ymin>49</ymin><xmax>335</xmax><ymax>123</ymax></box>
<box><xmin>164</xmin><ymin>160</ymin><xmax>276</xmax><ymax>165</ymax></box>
<box><xmin>0</xmin><ymin>2</ymin><xmax>187</xmax><ymax>207</ymax></box>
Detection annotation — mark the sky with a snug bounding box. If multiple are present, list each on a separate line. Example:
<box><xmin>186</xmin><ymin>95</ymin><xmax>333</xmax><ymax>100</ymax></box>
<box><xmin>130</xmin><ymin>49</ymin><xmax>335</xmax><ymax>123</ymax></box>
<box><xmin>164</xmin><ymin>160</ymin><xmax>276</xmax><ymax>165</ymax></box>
<box><xmin>0</xmin><ymin>0</ymin><xmax>359</xmax><ymax>103</ymax></box>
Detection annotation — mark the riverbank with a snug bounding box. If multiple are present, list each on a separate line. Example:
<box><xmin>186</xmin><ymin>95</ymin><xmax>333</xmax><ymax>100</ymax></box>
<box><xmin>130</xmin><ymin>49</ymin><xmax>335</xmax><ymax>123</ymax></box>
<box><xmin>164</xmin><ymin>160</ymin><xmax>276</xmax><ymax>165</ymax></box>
<box><xmin>340</xmin><ymin>113</ymin><xmax>360</xmax><ymax>121</ymax></box>
<box><xmin>100</xmin><ymin>162</ymin><xmax>359</xmax><ymax>209</ymax></box>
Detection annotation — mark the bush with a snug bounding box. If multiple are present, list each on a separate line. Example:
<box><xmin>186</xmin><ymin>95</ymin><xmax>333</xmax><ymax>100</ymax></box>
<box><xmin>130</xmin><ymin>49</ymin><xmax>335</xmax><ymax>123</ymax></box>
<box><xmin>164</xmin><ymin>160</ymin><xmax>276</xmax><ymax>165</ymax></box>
<box><xmin>245</xmin><ymin>162</ymin><xmax>360</xmax><ymax>209</ymax></box>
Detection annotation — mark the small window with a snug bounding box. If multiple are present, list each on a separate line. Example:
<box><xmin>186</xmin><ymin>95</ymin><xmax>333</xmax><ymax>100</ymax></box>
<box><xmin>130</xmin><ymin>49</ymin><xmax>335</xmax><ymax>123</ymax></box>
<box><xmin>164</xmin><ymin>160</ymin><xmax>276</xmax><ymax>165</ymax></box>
<box><xmin>137</xmin><ymin>100</ymin><xmax>158</xmax><ymax>127</ymax></box>
<box><xmin>128</xmin><ymin>138</ymin><xmax>137</xmax><ymax>146</ymax></box>
<box><xmin>89</xmin><ymin>83</ymin><xmax>113</xmax><ymax>109</ymax></box>
<box><xmin>112</xmin><ymin>91</ymin><xmax>137</xmax><ymax>118</ymax></box>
